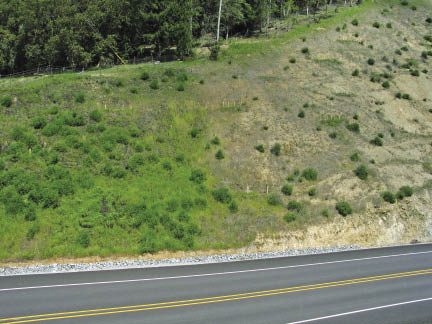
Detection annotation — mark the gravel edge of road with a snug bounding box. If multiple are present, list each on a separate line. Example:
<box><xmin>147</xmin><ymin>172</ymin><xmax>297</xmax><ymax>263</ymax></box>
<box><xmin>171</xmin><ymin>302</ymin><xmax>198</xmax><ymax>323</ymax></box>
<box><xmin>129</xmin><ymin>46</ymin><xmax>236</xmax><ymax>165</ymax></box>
<box><xmin>0</xmin><ymin>245</ymin><xmax>366</xmax><ymax>276</ymax></box>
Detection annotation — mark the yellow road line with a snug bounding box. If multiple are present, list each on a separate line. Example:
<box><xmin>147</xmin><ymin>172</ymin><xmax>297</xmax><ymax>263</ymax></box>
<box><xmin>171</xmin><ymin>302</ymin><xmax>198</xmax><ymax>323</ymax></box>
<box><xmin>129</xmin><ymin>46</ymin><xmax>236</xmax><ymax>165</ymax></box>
<box><xmin>2</xmin><ymin>268</ymin><xmax>432</xmax><ymax>324</ymax></box>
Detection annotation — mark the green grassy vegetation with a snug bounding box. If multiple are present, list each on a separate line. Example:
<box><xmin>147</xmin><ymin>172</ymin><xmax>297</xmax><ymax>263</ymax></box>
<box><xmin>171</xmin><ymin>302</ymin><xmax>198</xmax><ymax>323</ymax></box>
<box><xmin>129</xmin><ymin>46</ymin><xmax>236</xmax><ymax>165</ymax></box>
<box><xmin>1</xmin><ymin>0</ymin><xmax>431</xmax><ymax>261</ymax></box>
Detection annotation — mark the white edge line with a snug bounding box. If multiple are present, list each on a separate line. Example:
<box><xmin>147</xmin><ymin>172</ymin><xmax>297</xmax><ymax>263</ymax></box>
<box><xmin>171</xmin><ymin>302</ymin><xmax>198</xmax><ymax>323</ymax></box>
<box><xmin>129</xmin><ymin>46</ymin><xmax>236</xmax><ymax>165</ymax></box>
<box><xmin>1</xmin><ymin>242</ymin><xmax>431</xmax><ymax>278</ymax></box>
<box><xmin>1</xmin><ymin>250</ymin><xmax>432</xmax><ymax>292</ymax></box>
<box><xmin>285</xmin><ymin>297</ymin><xmax>432</xmax><ymax>324</ymax></box>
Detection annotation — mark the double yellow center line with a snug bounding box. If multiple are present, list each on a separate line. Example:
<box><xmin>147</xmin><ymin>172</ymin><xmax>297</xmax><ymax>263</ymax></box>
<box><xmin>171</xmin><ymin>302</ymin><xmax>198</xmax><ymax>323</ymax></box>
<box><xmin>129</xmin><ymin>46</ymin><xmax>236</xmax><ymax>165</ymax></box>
<box><xmin>2</xmin><ymin>268</ymin><xmax>432</xmax><ymax>323</ymax></box>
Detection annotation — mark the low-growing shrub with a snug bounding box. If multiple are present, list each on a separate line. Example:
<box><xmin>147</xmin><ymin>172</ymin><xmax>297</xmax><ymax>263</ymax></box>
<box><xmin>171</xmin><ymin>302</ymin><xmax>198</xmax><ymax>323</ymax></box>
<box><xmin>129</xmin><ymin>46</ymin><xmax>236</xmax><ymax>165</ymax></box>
<box><xmin>395</xmin><ymin>49</ymin><xmax>402</xmax><ymax>55</ymax></box>
<box><xmin>289</xmin><ymin>57</ymin><xmax>296</xmax><ymax>63</ymax></box>
<box><xmin>352</xmin><ymin>69</ymin><xmax>360</xmax><ymax>77</ymax></box>
<box><xmin>284</xmin><ymin>212</ymin><xmax>297</xmax><ymax>223</ymax></box>
<box><xmin>190</xmin><ymin>169</ymin><xmax>206</xmax><ymax>184</ymax></box>
<box><xmin>301</xmin><ymin>47</ymin><xmax>310</xmax><ymax>55</ymax></box>
<box><xmin>112</xmin><ymin>167</ymin><xmax>127</xmax><ymax>179</ymax></box>
<box><xmin>302</xmin><ymin>168</ymin><xmax>318</xmax><ymax>181</ymax></box>
<box><xmin>177</xmin><ymin>83</ymin><xmax>185</xmax><ymax>91</ymax></box>
<box><xmin>215</xmin><ymin>149</ymin><xmax>225</xmax><ymax>160</ymax></box>
<box><xmin>211</xmin><ymin>137</ymin><xmax>221</xmax><ymax>145</ymax></box>
<box><xmin>1</xmin><ymin>95</ymin><xmax>13</xmax><ymax>107</ymax></box>
<box><xmin>410</xmin><ymin>70</ymin><xmax>420</xmax><ymax>76</ymax></box>
<box><xmin>354</xmin><ymin>164</ymin><xmax>368</xmax><ymax>180</ymax></box>
<box><xmin>127</xmin><ymin>154</ymin><xmax>145</xmax><ymax>170</ymax></box>
<box><xmin>336</xmin><ymin>202</ymin><xmax>352</xmax><ymax>216</ymax></box>
<box><xmin>74</xmin><ymin>93</ymin><xmax>85</xmax><ymax>103</ymax></box>
<box><xmin>287</xmin><ymin>200</ymin><xmax>303</xmax><ymax>213</ymax></box>
<box><xmin>370</xmin><ymin>136</ymin><xmax>383</xmax><ymax>146</ymax></box>
<box><xmin>386</xmin><ymin>22</ymin><xmax>392</xmax><ymax>28</ymax></box>
<box><xmin>190</xmin><ymin>127</ymin><xmax>200</xmax><ymax>138</ymax></box>
<box><xmin>382</xmin><ymin>191</ymin><xmax>396</xmax><ymax>203</ymax></box>
<box><xmin>267</xmin><ymin>193</ymin><xmax>282</xmax><ymax>206</ymax></box>
<box><xmin>177</xmin><ymin>72</ymin><xmax>188</xmax><ymax>82</ymax></box>
<box><xmin>77</xmin><ymin>231</ymin><xmax>90</xmax><ymax>248</ymax></box>
<box><xmin>346</xmin><ymin>122</ymin><xmax>360</xmax><ymax>133</ymax></box>
<box><xmin>372</xmin><ymin>22</ymin><xmax>380</xmax><ymax>28</ymax></box>
<box><xmin>367</xmin><ymin>58</ymin><xmax>375</xmax><ymax>65</ymax></box>
<box><xmin>350</xmin><ymin>152</ymin><xmax>360</xmax><ymax>162</ymax></box>
<box><xmin>396</xmin><ymin>185</ymin><xmax>413</xmax><ymax>200</ymax></box>
<box><xmin>150</xmin><ymin>80</ymin><xmax>159</xmax><ymax>90</ymax></box>
<box><xmin>212</xmin><ymin>187</ymin><xmax>232</xmax><ymax>204</ymax></box>
<box><xmin>298</xmin><ymin>110</ymin><xmax>305</xmax><ymax>118</ymax></box>
<box><xmin>255</xmin><ymin>144</ymin><xmax>265</xmax><ymax>153</ymax></box>
<box><xmin>308</xmin><ymin>187</ymin><xmax>317</xmax><ymax>197</ymax></box>
<box><xmin>89</xmin><ymin>109</ymin><xmax>102</xmax><ymax>122</ymax></box>
<box><xmin>352</xmin><ymin>19</ymin><xmax>359</xmax><ymax>26</ymax></box>
<box><xmin>30</xmin><ymin>116</ymin><xmax>46</xmax><ymax>130</ymax></box>
<box><xmin>229</xmin><ymin>201</ymin><xmax>239</xmax><ymax>213</ymax></box>
<box><xmin>382</xmin><ymin>81</ymin><xmax>390</xmax><ymax>88</ymax></box>
<box><xmin>140</xmin><ymin>71</ymin><xmax>150</xmax><ymax>80</ymax></box>
<box><xmin>281</xmin><ymin>184</ymin><xmax>293</xmax><ymax>196</ymax></box>
<box><xmin>270</xmin><ymin>143</ymin><xmax>281</xmax><ymax>156</ymax></box>
<box><xmin>329</xmin><ymin>132</ymin><xmax>337</xmax><ymax>139</ymax></box>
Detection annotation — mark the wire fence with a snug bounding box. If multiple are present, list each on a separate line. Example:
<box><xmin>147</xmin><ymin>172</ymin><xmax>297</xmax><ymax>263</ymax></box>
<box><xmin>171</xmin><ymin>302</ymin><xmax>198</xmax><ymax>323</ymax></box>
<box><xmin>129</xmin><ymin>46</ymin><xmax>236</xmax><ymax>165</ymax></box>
<box><xmin>0</xmin><ymin>56</ymin><xmax>173</xmax><ymax>79</ymax></box>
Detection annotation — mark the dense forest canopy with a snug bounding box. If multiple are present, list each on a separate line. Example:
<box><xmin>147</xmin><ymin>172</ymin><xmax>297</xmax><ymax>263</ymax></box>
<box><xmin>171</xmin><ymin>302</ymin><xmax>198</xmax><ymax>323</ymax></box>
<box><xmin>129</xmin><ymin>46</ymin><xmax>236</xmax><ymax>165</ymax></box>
<box><xmin>0</xmin><ymin>0</ymin><xmax>355</xmax><ymax>74</ymax></box>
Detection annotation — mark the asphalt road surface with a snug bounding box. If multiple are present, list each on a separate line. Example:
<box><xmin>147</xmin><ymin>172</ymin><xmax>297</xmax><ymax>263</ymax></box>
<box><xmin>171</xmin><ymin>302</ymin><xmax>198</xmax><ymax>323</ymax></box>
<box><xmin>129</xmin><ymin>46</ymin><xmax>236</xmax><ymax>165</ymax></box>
<box><xmin>1</xmin><ymin>244</ymin><xmax>432</xmax><ymax>324</ymax></box>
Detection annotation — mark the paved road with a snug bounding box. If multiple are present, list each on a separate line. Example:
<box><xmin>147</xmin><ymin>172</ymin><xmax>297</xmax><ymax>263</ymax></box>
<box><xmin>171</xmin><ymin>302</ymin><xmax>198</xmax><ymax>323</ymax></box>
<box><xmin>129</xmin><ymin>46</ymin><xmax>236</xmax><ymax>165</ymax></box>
<box><xmin>1</xmin><ymin>244</ymin><xmax>432</xmax><ymax>324</ymax></box>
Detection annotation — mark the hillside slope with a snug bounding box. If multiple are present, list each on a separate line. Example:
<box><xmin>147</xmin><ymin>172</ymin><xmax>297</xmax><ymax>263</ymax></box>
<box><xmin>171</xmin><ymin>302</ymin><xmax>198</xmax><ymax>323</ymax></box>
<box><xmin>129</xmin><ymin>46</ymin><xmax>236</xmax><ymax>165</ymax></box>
<box><xmin>0</xmin><ymin>0</ymin><xmax>431</xmax><ymax>262</ymax></box>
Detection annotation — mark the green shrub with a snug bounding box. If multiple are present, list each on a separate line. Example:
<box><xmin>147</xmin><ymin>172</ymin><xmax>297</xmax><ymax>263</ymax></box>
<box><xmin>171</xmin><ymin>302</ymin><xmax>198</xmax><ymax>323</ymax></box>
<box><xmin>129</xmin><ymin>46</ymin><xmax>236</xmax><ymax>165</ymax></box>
<box><xmin>426</xmin><ymin>18</ymin><xmax>432</xmax><ymax>23</ymax></box>
<box><xmin>367</xmin><ymin>58</ymin><xmax>375</xmax><ymax>65</ymax></box>
<box><xmin>346</xmin><ymin>122</ymin><xmax>360</xmax><ymax>133</ymax></box>
<box><xmin>351</xmin><ymin>19</ymin><xmax>359</xmax><ymax>26</ymax></box>
<box><xmin>26</xmin><ymin>223</ymin><xmax>40</xmax><ymax>240</ymax></box>
<box><xmin>0</xmin><ymin>186</ymin><xmax>25</xmax><ymax>215</ymax></box>
<box><xmin>298</xmin><ymin>110</ymin><xmax>305</xmax><ymax>118</ymax></box>
<box><xmin>370</xmin><ymin>136</ymin><xmax>383</xmax><ymax>146</ymax></box>
<box><xmin>75</xmin><ymin>171</ymin><xmax>94</xmax><ymax>189</ymax></box>
<box><xmin>190</xmin><ymin>127</ymin><xmax>200</xmax><ymax>138</ymax></box>
<box><xmin>255</xmin><ymin>144</ymin><xmax>265</xmax><ymax>153</ymax></box>
<box><xmin>302</xmin><ymin>168</ymin><xmax>318</xmax><ymax>181</ymax></box>
<box><xmin>0</xmin><ymin>160</ymin><xmax>5</xmax><ymax>171</ymax></box>
<box><xmin>112</xmin><ymin>167</ymin><xmax>127</xmax><ymax>179</ymax></box>
<box><xmin>229</xmin><ymin>201</ymin><xmax>239</xmax><ymax>213</ymax></box>
<box><xmin>401</xmin><ymin>46</ymin><xmax>408</xmax><ymax>52</ymax></box>
<box><xmin>212</xmin><ymin>187</ymin><xmax>232</xmax><ymax>204</ymax></box>
<box><xmin>140</xmin><ymin>71</ymin><xmax>150</xmax><ymax>80</ymax></box>
<box><xmin>31</xmin><ymin>116</ymin><xmax>47</xmax><ymax>129</ymax></box>
<box><xmin>267</xmin><ymin>193</ymin><xmax>282</xmax><ymax>206</ymax></box>
<box><xmin>232</xmin><ymin>74</ymin><xmax>238</xmax><ymax>79</ymax></box>
<box><xmin>211</xmin><ymin>137</ymin><xmax>221</xmax><ymax>145</ymax></box>
<box><xmin>77</xmin><ymin>231</ymin><xmax>90</xmax><ymax>248</ymax></box>
<box><xmin>402</xmin><ymin>93</ymin><xmax>411</xmax><ymax>100</ymax></box>
<box><xmin>372</xmin><ymin>22</ymin><xmax>380</xmax><ymax>28</ymax></box>
<box><xmin>177</xmin><ymin>72</ymin><xmax>188</xmax><ymax>82</ymax></box>
<box><xmin>284</xmin><ymin>212</ymin><xmax>297</xmax><ymax>223</ymax></box>
<box><xmin>1</xmin><ymin>95</ymin><xmax>13</xmax><ymax>107</ymax></box>
<box><xmin>270</xmin><ymin>143</ymin><xmax>281</xmax><ymax>156</ymax></box>
<box><xmin>53</xmin><ymin>141</ymin><xmax>68</xmax><ymax>153</ymax></box>
<box><xmin>199</xmin><ymin>79</ymin><xmax>205</xmax><ymax>84</ymax></box>
<box><xmin>65</xmin><ymin>111</ymin><xmax>86</xmax><ymax>127</ymax></box>
<box><xmin>287</xmin><ymin>200</ymin><xmax>303</xmax><ymax>213</ymax></box>
<box><xmin>281</xmin><ymin>184</ymin><xmax>293</xmax><ymax>196</ymax></box>
<box><xmin>321</xmin><ymin>209</ymin><xmax>329</xmax><ymax>218</ymax></box>
<box><xmin>164</xmin><ymin>68</ymin><xmax>176</xmax><ymax>77</ymax></box>
<box><xmin>352</xmin><ymin>69</ymin><xmax>360</xmax><ymax>77</ymax></box>
<box><xmin>411</xmin><ymin>5</ymin><xmax>416</xmax><ymax>10</ymax></box>
<box><xmin>177</xmin><ymin>82</ymin><xmax>185</xmax><ymax>91</ymax></box>
<box><xmin>354</xmin><ymin>164</ymin><xmax>368</xmax><ymax>180</ymax></box>
<box><xmin>396</xmin><ymin>185</ymin><xmax>413</xmax><ymax>200</ymax></box>
<box><xmin>190</xmin><ymin>169</ymin><xmax>206</xmax><ymax>184</ymax></box>
<box><xmin>215</xmin><ymin>149</ymin><xmax>225</xmax><ymax>160</ymax></box>
<box><xmin>150</xmin><ymin>80</ymin><xmax>159</xmax><ymax>90</ymax></box>
<box><xmin>289</xmin><ymin>57</ymin><xmax>296</xmax><ymax>63</ymax></box>
<box><xmin>89</xmin><ymin>109</ymin><xmax>102</xmax><ymax>122</ymax></box>
<box><xmin>395</xmin><ymin>49</ymin><xmax>402</xmax><ymax>55</ymax></box>
<box><xmin>329</xmin><ymin>132</ymin><xmax>337</xmax><ymax>139</ymax></box>
<box><xmin>401</xmin><ymin>0</ymin><xmax>408</xmax><ymax>5</ymax></box>
<box><xmin>127</xmin><ymin>154</ymin><xmax>145</xmax><ymax>170</ymax></box>
<box><xmin>410</xmin><ymin>70</ymin><xmax>420</xmax><ymax>77</ymax></box>
<box><xmin>336</xmin><ymin>202</ymin><xmax>353</xmax><ymax>216</ymax></box>
<box><xmin>209</xmin><ymin>44</ymin><xmax>220</xmax><ymax>61</ymax></box>
<box><xmin>350</xmin><ymin>152</ymin><xmax>360</xmax><ymax>162</ymax></box>
<box><xmin>301</xmin><ymin>47</ymin><xmax>310</xmax><ymax>55</ymax></box>
<box><xmin>74</xmin><ymin>93</ymin><xmax>85</xmax><ymax>103</ymax></box>
<box><xmin>386</xmin><ymin>22</ymin><xmax>392</xmax><ymax>28</ymax></box>
<box><xmin>308</xmin><ymin>187</ymin><xmax>317</xmax><ymax>196</ymax></box>
<box><xmin>382</xmin><ymin>191</ymin><xmax>396</xmax><ymax>203</ymax></box>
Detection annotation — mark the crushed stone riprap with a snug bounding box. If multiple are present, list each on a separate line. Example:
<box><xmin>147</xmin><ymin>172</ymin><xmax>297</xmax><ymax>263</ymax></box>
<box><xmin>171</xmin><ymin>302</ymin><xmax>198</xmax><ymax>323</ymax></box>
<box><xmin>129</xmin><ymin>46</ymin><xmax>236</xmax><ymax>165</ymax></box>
<box><xmin>0</xmin><ymin>246</ymin><xmax>361</xmax><ymax>277</ymax></box>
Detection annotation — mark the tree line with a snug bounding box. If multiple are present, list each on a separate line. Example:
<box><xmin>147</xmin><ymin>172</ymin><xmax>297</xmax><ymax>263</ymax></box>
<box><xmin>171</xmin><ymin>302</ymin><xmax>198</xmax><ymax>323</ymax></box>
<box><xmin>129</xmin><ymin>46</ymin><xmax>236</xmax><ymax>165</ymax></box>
<box><xmin>0</xmin><ymin>0</ymin><xmax>357</xmax><ymax>74</ymax></box>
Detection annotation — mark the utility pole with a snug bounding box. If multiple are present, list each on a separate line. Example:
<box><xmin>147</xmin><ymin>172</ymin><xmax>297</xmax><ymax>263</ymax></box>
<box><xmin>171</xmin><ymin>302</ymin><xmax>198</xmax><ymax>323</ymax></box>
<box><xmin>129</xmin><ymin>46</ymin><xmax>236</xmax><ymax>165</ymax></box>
<box><xmin>217</xmin><ymin>0</ymin><xmax>223</xmax><ymax>42</ymax></box>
